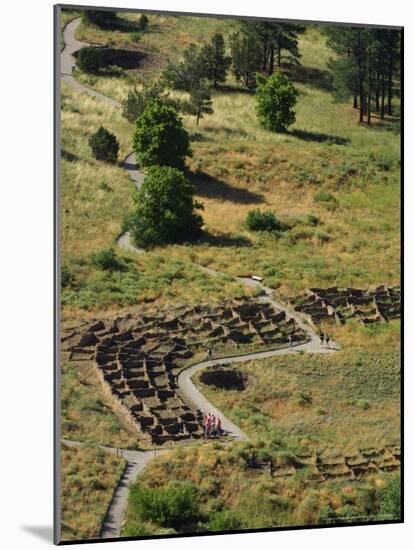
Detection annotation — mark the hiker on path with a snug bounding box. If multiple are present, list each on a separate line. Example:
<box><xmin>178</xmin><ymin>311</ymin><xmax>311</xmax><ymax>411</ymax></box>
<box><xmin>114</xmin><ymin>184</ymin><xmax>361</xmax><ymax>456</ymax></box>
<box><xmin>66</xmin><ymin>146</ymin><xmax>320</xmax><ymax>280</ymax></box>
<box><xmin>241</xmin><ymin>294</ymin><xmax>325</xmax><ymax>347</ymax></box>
<box><xmin>319</xmin><ymin>332</ymin><xmax>324</xmax><ymax>348</ymax></box>
<box><xmin>207</xmin><ymin>348</ymin><xmax>213</xmax><ymax>362</ymax></box>
<box><xmin>217</xmin><ymin>417</ymin><xmax>222</xmax><ymax>437</ymax></box>
<box><xmin>204</xmin><ymin>413</ymin><xmax>211</xmax><ymax>437</ymax></box>
<box><xmin>325</xmin><ymin>334</ymin><xmax>330</xmax><ymax>349</ymax></box>
<box><xmin>210</xmin><ymin>415</ymin><xmax>216</xmax><ymax>436</ymax></box>
<box><xmin>288</xmin><ymin>334</ymin><xmax>293</xmax><ymax>348</ymax></box>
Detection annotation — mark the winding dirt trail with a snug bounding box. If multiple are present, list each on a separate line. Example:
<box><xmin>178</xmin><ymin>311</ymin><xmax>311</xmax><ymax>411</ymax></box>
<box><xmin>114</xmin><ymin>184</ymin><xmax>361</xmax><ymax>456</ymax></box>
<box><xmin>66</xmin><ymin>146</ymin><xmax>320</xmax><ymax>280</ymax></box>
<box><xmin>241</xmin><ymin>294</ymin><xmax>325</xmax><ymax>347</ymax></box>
<box><xmin>60</xmin><ymin>19</ymin><xmax>338</xmax><ymax>539</ymax></box>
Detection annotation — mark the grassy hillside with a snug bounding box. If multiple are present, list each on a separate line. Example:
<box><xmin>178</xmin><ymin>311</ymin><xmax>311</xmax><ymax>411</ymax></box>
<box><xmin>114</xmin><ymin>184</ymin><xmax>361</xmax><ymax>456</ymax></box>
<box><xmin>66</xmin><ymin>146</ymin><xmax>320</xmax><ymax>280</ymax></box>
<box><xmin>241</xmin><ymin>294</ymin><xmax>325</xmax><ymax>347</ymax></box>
<box><xmin>123</xmin><ymin>329</ymin><xmax>400</xmax><ymax>535</ymax></box>
<box><xmin>61</xmin><ymin>83</ymin><xmax>255</xmax><ymax>317</ymax></box>
<box><xmin>61</xmin><ymin>354</ymin><xmax>147</xmax><ymax>448</ymax></box>
<box><xmin>61</xmin><ymin>445</ymin><xmax>125</xmax><ymax>541</ymax></box>
<box><xmin>122</xmin><ymin>440</ymin><xmax>399</xmax><ymax>535</ymax></box>
<box><xmin>75</xmin><ymin>12</ymin><xmax>239</xmax><ymax>61</ymax></box>
<box><xmin>195</xmin><ymin>348</ymin><xmax>400</xmax><ymax>452</ymax></box>
<box><xmin>62</xmin><ymin>13</ymin><xmax>400</xmax><ymax>312</ymax></box>
<box><xmin>60</xmin><ymin>8</ymin><xmax>401</xmax><ymax>540</ymax></box>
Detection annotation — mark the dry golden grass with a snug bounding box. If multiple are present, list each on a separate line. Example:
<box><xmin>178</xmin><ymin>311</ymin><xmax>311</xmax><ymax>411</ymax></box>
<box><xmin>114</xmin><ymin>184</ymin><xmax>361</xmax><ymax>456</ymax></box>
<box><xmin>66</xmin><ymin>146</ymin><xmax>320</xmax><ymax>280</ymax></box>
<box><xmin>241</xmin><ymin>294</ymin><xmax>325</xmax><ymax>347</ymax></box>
<box><xmin>195</xmin><ymin>347</ymin><xmax>400</xmax><ymax>453</ymax></box>
<box><xmin>61</xmin><ymin>82</ymin><xmax>134</xmax><ymax>258</ymax></box>
<box><xmin>61</xmin><ymin>445</ymin><xmax>125</xmax><ymax>541</ymax></box>
<box><xmin>60</xmin><ymin>16</ymin><xmax>401</xmax><ymax>535</ymax></box>
<box><xmin>74</xmin><ymin>11</ymin><xmax>238</xmax><ymax>61</ymax></box>
<box><xmin>64</xmin><ymin>19</ymin><xmax>401</xmax><ymax>298</ymax></box>
<box><xmin>61</xmin><ymin>83</ymin><xmax>255</xmax><ymax>317</ymax></box>
<box><xmin>61</xmin><ymin>354</ymin><xmax>147</xmax><ymax>449</ymax></box>
<box><xmin>126</xmin><ymin>439</ymin><xmax>398</xmax><ymax>533</ymax></box>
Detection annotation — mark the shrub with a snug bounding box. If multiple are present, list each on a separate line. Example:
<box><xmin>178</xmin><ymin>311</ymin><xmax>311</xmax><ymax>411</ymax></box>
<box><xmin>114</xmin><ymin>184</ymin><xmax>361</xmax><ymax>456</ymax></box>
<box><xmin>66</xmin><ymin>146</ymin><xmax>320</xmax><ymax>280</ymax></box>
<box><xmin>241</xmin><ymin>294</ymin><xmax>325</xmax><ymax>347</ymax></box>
<box><xmin>369</xmin><ymin>151</ymin><xmax>396</xmax><ymax>172</ymax></box>
<box><xmin>356</xmin><ymin>399</ymin><xmax>370</xmax><ymax>410</ymax></box>
<box><xmin>255</xmin><ymin>72</ymin><xmax>298</xmax><ymax>132</ymax></box>
<box><xmin>276</xmin><ymin>450</ymin><xmax>300</xmax><ymax>467</ymax></box>
<box><xmin>295</xmin><ymin>390</ymin><xmax>312</xmax><ymax>406</ymax></box>
<box><xmin>122</xmin><ymin>523</ymin><xmax>154</xmax><ymax>537</ymax></box>
<box><xmin>267</xmin><ymin>494</ymin><xmax>292</xmax><ymax>512</ymax></box>
<box><xmin>105</xmin><ymin>65</ymin><xmax>124</xmax><ymax>77</ymax></box>
<box><xmin>313</xmin><ymin>191</ymin><xmax>337</xmax><ymax>204</ymax></box>
<box><xmin>245</xmin><ymin>209</ymin><xmax>287</xmax><ymax>233</ymax></box>
<box><xmin>265</xmin><ymin>276</ymin><xmax>281</xmax><ymax>289</ymax></box>
<box><xmin>291</xmin><ymin>228</ymin><xmax>313</xmax><ymax>241</ymax></box>
<box><xmin>61</xmin><ymin>265</ymin><xmax>74</xmax><ymax>288</ymax></box>
<box><xmin>130</xmin><ymin>31</ymin><xmax>141</xmax><ymax>43</ymax></box>
<box><xmin>127</xmin><ymin>166</ymin><xmax>204</xmax><ymax>248</ymax></box>
<box><xmin>128</xmin><ymin>482</ymin><xmax>200</xmax><ymax>528</ymax></box>
<box><xmin>208</xmin><ymin>510</ymin><xmax>242</xmax><ymax>531</ymax></box>
<box><xmin>319</xmin><ymin>504</ymin><xmax>337</xmax><ymax>524</ymax></box>
<box><xmin>76</xmin><ymin>46</ymin><xmax>103</xmax><ymax>74</ymax></box>
<box><xmin>336</xmin><ymin>504</ymin><xmax>360</xmax><ymax>522</ymax></box>
<box><xmin>122</xmin><ymin>83</ymin><xmax>177</xmax><ymax>123</ymax></box>
<box><xmin>264</xmin><ymin>267</ymin><xmax>282</xmax><ymax>278</ymax></box>
<box><xmin>138</xmin><ymin>14</ymin><xmax>149</xmax><ymax>31</ymax></box>
<box><xmin>89</xmin><ymin>127</ymin><xmax>119</xmax><ymax>162</ymax></box>
<box><xmin>378</xmin><ymin>476</ymin><xmax>401</xmax><ymax>520</ymax></box>
<box><xmin>316</xmin><ymin>231</ymin><xmax>331</xmax><ymax>244</ymax></box>
<box><xmin>133</xmin><ymin>102</ymin><xmax>191</xmax><ymax>170</ymax></box>
<box><xmin>306</xmin><ymin>213</ymin><xmax>321</xmax><ymax>226</ymax></box>
<box><xmin>91</xmin><ymin>248</ymin><xmax>125</xmax><ymax>271</ymax></box>
<box><xmin>296</xmin><ymin>167</ymin><xmax>320</xmax><ymax>185</ymax></box>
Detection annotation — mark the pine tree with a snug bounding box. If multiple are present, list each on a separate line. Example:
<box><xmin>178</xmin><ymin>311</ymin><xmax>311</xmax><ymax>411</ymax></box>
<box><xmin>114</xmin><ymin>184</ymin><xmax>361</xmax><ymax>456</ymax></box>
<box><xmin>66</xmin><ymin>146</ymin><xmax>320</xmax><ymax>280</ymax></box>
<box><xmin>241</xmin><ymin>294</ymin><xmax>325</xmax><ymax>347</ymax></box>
<box><xmin>373</xmin><ymin>29</ymin><xmax>401</xmax><ymax>117</ymax></box>
<box><xmin>122</xmin><ymin>81</ymin><xmax>177</xmax><ymax>123</ymax></box>
<box><xmin>273</xmin><ymin>23</ymin><xmax>305</xmax><ymax>68</ymax></box>
<box><xmin>138</xmin><ymin>14</ymin><xmax>149</xmax><ymax>32</ymax></box>
<box><xmin>240</xmin><ymin>21</ymin><xmax>305</xmax><ymax>74</ymax></box>
<box><xmin>229</xmin><ymin>31</ymin><xmax>262</xmax><ymax>88</ymax></box>
<box><xmin>325</xmin><ymin>26</ymin><xmax>401</xmax><ymax>124</ymax></box>
<box><xmin>199</xmin><ymin>34</ymin><xmax>231</xmax><ymax>87</ymax></box>
<box><xmin>162</xmin><ymin>44</ymin><xmax>208</xmax><ymax>91</ymax></box>
<box><xmin>184</xmin><ymin>83</ymin><xmax>214</xmax><ymax>125</ymax></box>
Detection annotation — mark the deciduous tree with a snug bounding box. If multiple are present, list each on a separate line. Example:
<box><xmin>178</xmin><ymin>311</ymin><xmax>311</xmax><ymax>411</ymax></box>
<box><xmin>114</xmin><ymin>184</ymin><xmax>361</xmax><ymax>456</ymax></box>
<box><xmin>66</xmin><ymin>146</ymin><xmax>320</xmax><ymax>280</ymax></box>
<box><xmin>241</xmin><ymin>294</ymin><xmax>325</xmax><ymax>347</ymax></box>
<box><xmin>128</xmin><ymin>166</ymin><xmax>204</xmax><ymax>248</ymax></box>
<box><xmin>255</xmin><ymin>72</ymin><xmax>298</xmax><ymax>132</ymax></box>
<box><xmin>133</xmin><ymin>102</ymin><xmax>191</xmax><ymax>169</ymax></box>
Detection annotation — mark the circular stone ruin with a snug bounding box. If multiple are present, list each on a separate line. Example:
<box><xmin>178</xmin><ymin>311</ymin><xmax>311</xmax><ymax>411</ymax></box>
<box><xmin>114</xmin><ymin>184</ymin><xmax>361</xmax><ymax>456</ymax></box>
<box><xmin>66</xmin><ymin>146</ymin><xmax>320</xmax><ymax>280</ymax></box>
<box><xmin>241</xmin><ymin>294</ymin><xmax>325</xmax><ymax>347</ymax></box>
<box><xmin>200</xmin><ymin>367</ymin><xmax>247</xmax><ymax>391</ymax></box>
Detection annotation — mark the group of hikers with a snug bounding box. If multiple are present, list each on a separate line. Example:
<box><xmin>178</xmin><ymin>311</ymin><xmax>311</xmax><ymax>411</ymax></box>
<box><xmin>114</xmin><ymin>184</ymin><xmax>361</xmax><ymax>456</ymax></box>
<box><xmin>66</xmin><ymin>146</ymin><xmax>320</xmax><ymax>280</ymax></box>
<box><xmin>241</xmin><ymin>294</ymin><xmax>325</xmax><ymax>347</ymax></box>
<box><xmin>319</xmin><ymin>332</ymin><xmax>331</xmax><ymax>348</ymax></box>
<box><xmin>204</xmin><ymin>413</ymin><xmax>223</xmax><ymax>438</ymax></box>
<box><xmin>205</xmin><ymin>350</ymin><xmax>223</xmax><ymax>437</ymax></box>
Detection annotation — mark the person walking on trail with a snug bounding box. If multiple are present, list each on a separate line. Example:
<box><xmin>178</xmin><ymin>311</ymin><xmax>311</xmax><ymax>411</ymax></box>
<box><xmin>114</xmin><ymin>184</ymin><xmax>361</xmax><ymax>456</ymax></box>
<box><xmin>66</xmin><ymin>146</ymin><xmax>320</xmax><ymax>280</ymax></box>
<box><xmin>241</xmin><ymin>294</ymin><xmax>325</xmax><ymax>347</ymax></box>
<box><xmin>325</xmin><ymin>334</ymin><xmax>330</xmax><ymax>349</ymax></box>
<box><xmin>217</xmin><ymin>417</ymin><xmax>222</xmax><ymax>437</ymax></box>
<box><xmin>210</xmin><ymin>415</ymin><xmax>217</xmax><ymax>436</ymax></box>
<box><xmin>319</xmin><ymin>332</ymin><xmax>324</xmax><ymax>348</ymax></box>
<box><xmin>204</xmin><ymin>413</ymin><xmax>211</xmax><ymax>437</ymax></box>
<box><xmin>288</xmin><ymin>334</ymin><xmax>293</xmax><ymax>348</ymax></box>
<box><xmin>207</xmin><ymin>348</ymin><xmax>213</xmax><ymax>362</ymax></box>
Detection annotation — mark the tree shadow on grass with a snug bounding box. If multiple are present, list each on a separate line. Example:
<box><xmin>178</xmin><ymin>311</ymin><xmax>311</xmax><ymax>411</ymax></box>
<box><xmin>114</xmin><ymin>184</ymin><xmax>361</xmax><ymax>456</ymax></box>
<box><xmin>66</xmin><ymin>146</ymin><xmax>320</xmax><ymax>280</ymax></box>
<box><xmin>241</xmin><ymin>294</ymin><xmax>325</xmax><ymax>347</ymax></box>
<box><xmin>203</xmin><ymin>126</ymin><xmax>249</xmax><ymax>139</ymax></box>
<box><xmin>290</xmin><ymin>129</ymin><xmax>350</xmax><ymax>145</ymax></box>
<box><xmin>197</xmin><ymin>231</ymin><xmax>252</xmax><ymax>248</ymax></box>
<box><xmin>189</xmin><ymin>132</ymin><xmax>213</xmax><ymax>142</ymax></box>
<box><xmin>287</xmin><ymin>64</ymin><xmax>334</xmax><ymax>92</ymax></box>
<box><xmin>217</xmin><ymin>84</ymin><xmax>255</xmax><ymax>95</ymax></box>
<box><xmin>61</xmin><ymin>149</ymin><xmax>79</xmax><ymax>162</ymax></box>
<box><xmin>363</xmin><ymin>115</ymin><xmax>401</xmax><ymax>134</ymax></box>
<box><xmin>189</xmin><ymin>172</ymin><xmax>265</xmax><ymax>205</ymax></box>
<box><xmin>96</xmin><ymin>15</ymin><xmax>140</xmax><ymax>33</ymax></box>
